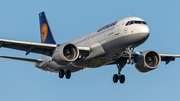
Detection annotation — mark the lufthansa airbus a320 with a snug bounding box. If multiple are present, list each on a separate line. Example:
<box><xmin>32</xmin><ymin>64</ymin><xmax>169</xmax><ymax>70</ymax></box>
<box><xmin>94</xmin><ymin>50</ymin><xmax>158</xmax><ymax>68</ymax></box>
<box><xmin>0</xmin><ymin>12</ymin><xmax>179</xmax><ymax>84</ymax></box>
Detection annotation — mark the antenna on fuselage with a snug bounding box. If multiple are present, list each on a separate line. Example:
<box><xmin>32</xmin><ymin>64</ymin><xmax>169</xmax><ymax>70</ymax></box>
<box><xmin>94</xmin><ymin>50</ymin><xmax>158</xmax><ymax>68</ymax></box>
<box><xmin>129</xmin><ymin>14</ymin><xmax>131</xmax><ymax>17</ymax></box>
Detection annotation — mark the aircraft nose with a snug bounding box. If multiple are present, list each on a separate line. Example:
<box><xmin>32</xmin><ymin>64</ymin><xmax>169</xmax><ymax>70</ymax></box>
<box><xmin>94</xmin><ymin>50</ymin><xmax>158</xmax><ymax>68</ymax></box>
<box><xmin>139</xmin><ymin>25</ymin><xmax>150</xmax><ymax>39</ymax></box>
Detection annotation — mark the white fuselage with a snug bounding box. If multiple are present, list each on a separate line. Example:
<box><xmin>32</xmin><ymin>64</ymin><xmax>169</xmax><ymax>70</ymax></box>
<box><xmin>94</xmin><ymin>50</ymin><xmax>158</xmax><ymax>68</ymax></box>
<box><xmin>35</xmin><ymin>17</ymin><xmax>150</xmax><ymax>73</ymax></box>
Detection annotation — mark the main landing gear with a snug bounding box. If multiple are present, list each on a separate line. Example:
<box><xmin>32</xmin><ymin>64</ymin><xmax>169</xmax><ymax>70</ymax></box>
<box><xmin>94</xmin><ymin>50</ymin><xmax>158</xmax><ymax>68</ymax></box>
<box><xmin>113</xmin><ymin>46</ymin><xmax>134</xmax><ymax>84</ymax></box>
<box><xmin>113</xmin><ymin>58</ymin><xmax>126</xmax><ymax>84</ymax></box>
<box><xmin>59</xmin><ymin>69</ymin><xmax>71</xmax><ymax>79</ymax></box>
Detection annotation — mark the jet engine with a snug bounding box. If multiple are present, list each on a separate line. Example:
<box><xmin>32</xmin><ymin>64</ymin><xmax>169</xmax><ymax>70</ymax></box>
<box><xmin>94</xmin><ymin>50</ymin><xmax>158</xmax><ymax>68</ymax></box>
<box><xmin>135</xmin><ymin>50</ymin><xmax>161</xmax><ymax>72</ymax></box>
<box><xmin>52</xmin><ymin>43</ymin><xmax>79</xmax><ymax>65</ymax></box>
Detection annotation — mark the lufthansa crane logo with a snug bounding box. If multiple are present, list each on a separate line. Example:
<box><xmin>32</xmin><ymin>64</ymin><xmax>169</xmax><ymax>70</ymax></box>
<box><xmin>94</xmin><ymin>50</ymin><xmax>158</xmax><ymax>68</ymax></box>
<box><xmin>41</xmin><ymin>23</ymin><xmax>48</xmax><ymax>43</ymax></box>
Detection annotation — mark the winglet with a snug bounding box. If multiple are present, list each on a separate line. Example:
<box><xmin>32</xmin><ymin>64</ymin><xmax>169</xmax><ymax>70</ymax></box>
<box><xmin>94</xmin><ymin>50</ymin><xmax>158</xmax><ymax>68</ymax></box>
<box><xmin>39</xmin><ymin>12</ymin><xmax>56</xmax><ymax>44</ymax></box>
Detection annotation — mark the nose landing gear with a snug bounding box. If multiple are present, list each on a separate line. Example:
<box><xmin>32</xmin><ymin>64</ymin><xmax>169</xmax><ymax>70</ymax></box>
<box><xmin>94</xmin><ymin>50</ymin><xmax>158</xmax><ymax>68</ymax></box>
<box><xmin>126</xmin><ymin>47</ymin><xmax>134</xmax><ymax>64</ymax></box>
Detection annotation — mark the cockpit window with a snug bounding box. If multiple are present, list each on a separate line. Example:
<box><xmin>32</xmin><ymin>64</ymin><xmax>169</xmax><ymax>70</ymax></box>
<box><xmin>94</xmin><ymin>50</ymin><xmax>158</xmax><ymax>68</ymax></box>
<box><xmin>129</xmin><ymin>21</ymin><xmax>134</xmax><ymax>25</ymax></box>
<box><xmin>125</xmin><ymin>21</ymin><xmax>131</xmax><ymax>26</ymax></box>
<box><xmin>134</xmin><ymin>21</ymin><xmax>141</xmax><ymax>24</ymax></box>
<box><xmin>125</xmin><ymin>20</ymin><xmax>147</xmax><ymax>26</ymax></box>
<box><xmin>142</xmin><ymin>21</ymin><xmax>147</xmax><ymax>25</ymax></box>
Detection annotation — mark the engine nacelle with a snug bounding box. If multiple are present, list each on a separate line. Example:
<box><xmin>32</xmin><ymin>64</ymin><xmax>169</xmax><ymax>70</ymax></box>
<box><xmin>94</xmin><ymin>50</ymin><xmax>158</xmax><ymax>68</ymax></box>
<box><xmin>135</xmin><ymin>50</ymin><xmax>161</xmax><ymax>72</ymax></box>
<box><xmin>52</xmin><ymin>43</ymin><xmax>79</xmax><ymax>65</ymax></box>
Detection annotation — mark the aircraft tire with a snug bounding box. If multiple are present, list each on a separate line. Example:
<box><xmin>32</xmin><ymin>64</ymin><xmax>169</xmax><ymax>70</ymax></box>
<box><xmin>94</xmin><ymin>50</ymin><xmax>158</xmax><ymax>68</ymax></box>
<box><xmin>59</xmin><ymin>69</ymin><xmax>64</xmax><ymax>78</ymax></box>
<box><xmin>66</xmin><ymin>70</ymin><xmax>71</xmax><ymax>79</ymax></box>
<box><xmin>119</xmin><ymin>75</ymin><xmax>125</xmax><ymax>84</ymax></box>
<box><xmin>127</xmin><ymin>59</ymin><xmax>130</xmax><ymax>64</ymax></box>
<box><xmin>130</xmin><ymin>58</ymin><xmax>134</xmax><ymax>64</ymax></box>
<box><xmin>113</xmin><ymin>74</ymin><xmax>118</xmax><ymax>83</ymax></box>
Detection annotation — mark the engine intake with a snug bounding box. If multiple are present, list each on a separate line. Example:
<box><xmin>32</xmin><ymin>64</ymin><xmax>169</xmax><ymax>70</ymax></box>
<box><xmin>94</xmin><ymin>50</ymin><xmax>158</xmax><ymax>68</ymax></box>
<box><xmin>52</xmin><ymin>43</ymin><xmax>79</xmax><ymax>65</ymax></box>
<box><xmin>135</xmin><ymin>50</ymin><xmax>161</xmax><ymax>72</ymax></box>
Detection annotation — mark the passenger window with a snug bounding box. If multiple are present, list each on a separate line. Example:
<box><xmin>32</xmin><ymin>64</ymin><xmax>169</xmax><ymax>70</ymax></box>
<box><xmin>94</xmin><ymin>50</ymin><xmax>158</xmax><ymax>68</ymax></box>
<box><xmin>135</xmin><ymin>21</ymin><xmax>141</xmax><ymax>24</ymax></box>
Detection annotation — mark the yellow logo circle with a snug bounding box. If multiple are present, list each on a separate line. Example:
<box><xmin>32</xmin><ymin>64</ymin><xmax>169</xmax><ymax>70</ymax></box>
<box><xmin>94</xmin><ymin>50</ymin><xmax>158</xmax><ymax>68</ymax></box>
<box><xmin>41</xmin><ymin>23</ymin><xmax>48</xmax><ymax>43</ymax></box>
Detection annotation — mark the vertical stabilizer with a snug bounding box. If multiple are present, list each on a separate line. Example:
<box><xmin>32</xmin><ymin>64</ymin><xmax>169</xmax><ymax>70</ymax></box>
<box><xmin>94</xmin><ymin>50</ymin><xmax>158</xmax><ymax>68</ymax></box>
<box><xmin>39</xmin><ymin>12</ymin><xmax>56</xmax><ymax>44</ymax></box>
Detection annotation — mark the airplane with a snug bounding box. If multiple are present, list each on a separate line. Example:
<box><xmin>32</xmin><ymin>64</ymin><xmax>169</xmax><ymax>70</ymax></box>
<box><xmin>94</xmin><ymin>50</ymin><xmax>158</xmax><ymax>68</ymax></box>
<box><xmin>0</xmin><ymin>12</ymin><xmax>180</xmax><ymax>84</ymax></box>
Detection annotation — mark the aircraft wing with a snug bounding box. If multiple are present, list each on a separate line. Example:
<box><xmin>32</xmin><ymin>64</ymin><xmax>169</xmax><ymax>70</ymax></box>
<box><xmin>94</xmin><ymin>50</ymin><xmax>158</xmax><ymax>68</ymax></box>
<box><xmin>109</xmin><ymin>51</ymin><xmax>180</xmax><ymax>65</ymax></box>
<box><xmin>0</xmin><ymin>38</ymin><xmax>57</xmax><ymax>56</ymax></box>
<box><xmin>159</xmin><ymin>54</ymin><xmax>180</xmax><ymax>64</ymax></box>
<box><xmin>159</xmin><ymin>54</ymin><xmax>180</xmax><ymax>58</ymax></box>
<box><xmin>0</xmin><ymin>38</ymin><xmax>90</xmax><ymax>56</ymax></box>
<box><xmin>0</xmin><ymin>55</ymin><xmax>44</xmax><ymax>63</ymax></box>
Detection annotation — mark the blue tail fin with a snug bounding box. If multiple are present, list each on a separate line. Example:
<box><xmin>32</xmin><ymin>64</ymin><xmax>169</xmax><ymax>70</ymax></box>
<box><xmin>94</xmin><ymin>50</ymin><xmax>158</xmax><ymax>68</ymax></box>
<box><xmin>39</xmin><ymin>12</ymin><xmax>56</xmax><ymax>44</ymax></box>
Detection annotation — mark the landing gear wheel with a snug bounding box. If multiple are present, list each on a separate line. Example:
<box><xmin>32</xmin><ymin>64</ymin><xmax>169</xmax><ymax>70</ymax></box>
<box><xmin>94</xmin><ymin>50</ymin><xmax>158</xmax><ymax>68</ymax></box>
<box><xmin>127</xmin><ymin>59</ymin><xmax>130</xmax><ymax>64</ymax></box>
<box><xmin>113</xmin><ymin>74</ymin><xmax>119</xmax><ymax>83</ymax></box>
<box><xmin>65</xmin><ymin>70</ymin><xmax>71</xmax><ymax>79</ymax></box>
<box><xmin>59</xmin><ymin>69</ymin><xmax>64</xmax><ymax>78</ymax></box>
<box><xmin>119</xmin><ymin>75</ymin><xmax>125</xmax><ymax>84</ymax></box>
<box><xmin>130</xmin><ymin>58</ymin><xmax>134</xmax><ymax>64</ymax></box>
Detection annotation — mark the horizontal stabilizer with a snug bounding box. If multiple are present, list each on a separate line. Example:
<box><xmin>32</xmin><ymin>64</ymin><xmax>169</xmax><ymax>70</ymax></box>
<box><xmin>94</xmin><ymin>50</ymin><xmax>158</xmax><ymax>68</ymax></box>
<box><xmin>0</xmin><ymin>55</ymin><xmax>44</xmax><ymax>63</ymax></box>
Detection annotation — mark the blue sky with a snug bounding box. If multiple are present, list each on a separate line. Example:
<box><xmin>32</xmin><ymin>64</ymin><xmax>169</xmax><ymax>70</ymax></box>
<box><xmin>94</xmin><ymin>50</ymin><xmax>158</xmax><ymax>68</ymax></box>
<box><xmin>0</xmin><ymin>0</ymin><xmax>180</xmax><ymax>101</ymax></box>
